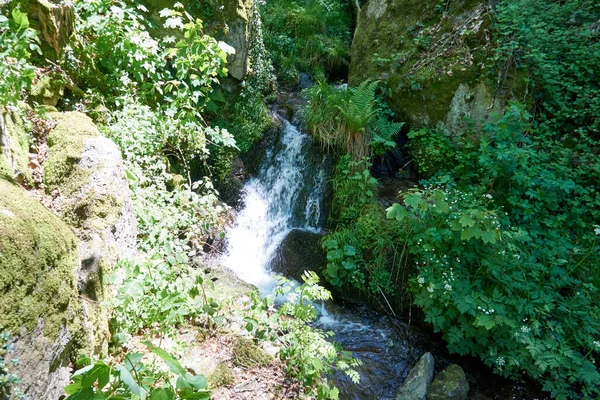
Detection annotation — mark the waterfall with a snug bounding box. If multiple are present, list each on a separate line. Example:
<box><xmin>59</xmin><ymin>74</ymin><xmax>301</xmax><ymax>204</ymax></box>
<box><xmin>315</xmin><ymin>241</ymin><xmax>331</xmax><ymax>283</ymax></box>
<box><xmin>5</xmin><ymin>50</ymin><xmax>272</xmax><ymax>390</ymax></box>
<box><xmin>224</xmin><ymin>119</ymin><xmax>325</xmax><ymax>291</ymax></box>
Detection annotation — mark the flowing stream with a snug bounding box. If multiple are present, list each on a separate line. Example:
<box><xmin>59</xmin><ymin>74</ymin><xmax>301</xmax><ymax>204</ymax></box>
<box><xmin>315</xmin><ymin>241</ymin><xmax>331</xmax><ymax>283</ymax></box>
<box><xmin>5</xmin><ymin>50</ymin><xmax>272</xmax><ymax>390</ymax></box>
<box><xmin>224</xmin><ymin>117</ymin><xmax>412</xmax><ymax>399</ymax></box>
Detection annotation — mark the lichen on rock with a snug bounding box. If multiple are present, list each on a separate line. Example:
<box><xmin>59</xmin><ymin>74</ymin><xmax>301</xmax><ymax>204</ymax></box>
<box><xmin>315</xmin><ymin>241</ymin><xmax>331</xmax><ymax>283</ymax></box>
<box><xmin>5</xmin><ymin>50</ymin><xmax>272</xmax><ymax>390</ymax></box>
<box><xmin>0</xmin><ymin>107</ymin><xmax>33</xmax><ymax>184</ymax></box>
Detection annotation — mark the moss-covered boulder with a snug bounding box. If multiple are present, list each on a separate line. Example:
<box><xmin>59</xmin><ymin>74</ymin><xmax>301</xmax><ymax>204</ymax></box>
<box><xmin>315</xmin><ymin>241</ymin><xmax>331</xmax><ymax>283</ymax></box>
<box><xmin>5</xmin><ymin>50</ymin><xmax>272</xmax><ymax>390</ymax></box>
<box><xmin>427</xmin><ymin>364</ymin><xmax>469</xmax><ymax>400</ymax></box>
<box><xmin>0</xmin><ymin>107</ymin><xmax>33</xmax><ymax>184</ymax></box>
<box><xmin>44</xmin><ymin>111</ymin><xmax>137</xmax><ymax>354</ymax></box>
<box><xmin>349</xmin><ymin>0</ymin><xmax>526</xmax><ymax>133</ymax></box>
<box><xmin>30</xmin><ymin>71</ymin><xmax>66</xmax><ymax>107</ymax></box>
<box><xmin>0</xmin><ymin>178</ymin><xmax>82</xmax><ymax>400</ymax></box>
<box><xmin>140</xmin><ymin>0</ymin><xmax>254</xmax><ymax>80</ymax></box>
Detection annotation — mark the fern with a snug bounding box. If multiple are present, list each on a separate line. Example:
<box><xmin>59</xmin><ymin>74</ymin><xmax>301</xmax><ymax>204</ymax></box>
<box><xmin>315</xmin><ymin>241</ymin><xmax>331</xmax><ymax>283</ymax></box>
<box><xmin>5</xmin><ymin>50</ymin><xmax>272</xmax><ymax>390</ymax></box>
<box><xmin>338</xmin><ymin>80</ymin><xmax>379</xmax><ymax>134</ymax></box>
<box><xmin>371</xmin><ymin>117</ymin><xmax>403</xmax><ymax>156</ymax></box>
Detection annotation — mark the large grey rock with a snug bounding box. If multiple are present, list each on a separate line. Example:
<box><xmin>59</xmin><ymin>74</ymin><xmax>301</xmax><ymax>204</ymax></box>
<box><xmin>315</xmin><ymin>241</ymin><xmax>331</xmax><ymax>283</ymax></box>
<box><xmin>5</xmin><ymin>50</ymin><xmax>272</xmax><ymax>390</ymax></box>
<box><xmin>396</xmin><ymin>352</ymin><xmax>435</xmax><ymax>400</ymax></box>
<box><xmin>427</xmin><ymin>364</ymin><xmax>470</xmax><ymax>400</ymax></box>
<box><xmin>271</xmin><ymin>229</ymin><xmax>326</xmax><ymax>282</ymax></box>
<box><xmin>44</xmin><ymin>112</ymin><xmax>137</xmax><ymax>354</ymax></box>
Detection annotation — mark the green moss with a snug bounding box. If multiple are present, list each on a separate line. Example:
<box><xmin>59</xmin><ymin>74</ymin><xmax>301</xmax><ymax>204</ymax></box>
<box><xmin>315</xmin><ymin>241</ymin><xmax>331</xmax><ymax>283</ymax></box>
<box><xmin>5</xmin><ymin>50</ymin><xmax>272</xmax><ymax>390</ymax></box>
<box><xmin>30</xmin><ymin>73</ymin><xmax>65</xmax><ymax>107</ymax></box>
<box><xmin>208</xmin><ymin>363</ymin><xmax>235</xmax><ymax>388</ymax></box>
<box><xmin>1</xmin><ymin>109</ymin><xmax>33</xmax><ymax>185</ymax></box>
<box><xmin>0</xmin><ymin>178</ymin><xmax>80</xmax><ymax>341</ymax></box>
<box><xmin>348</xmin><ymin>0</ymin><xmax>523</xmax><ymax>129</ymax></box>
<box><xmin>44</xmin><ymin>111</ymin><xmax>99</xmax><ymax>192</ymax></box>
<box><xmin>232</xmin><ymin>337</ymin><xmax>272</xmax><ymax>368</ymax></box>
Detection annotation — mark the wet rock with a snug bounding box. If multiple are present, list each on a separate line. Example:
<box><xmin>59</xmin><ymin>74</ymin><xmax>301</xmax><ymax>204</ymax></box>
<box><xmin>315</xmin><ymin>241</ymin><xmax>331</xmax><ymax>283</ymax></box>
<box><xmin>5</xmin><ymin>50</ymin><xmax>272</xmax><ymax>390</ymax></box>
<box><xmin>396</xmin><ymin>352</ymin><xmax>435</xmax><ymax>400</ymax></box>
<box><xmin>271</xmin><ymin>229</ymin><xmax>326</xmax><ymax>282</ymax></box>
<box><xmin>427</xmin><ymin>364</ymin><xmax>470</xmax><ymax>400</ymax></box>
<box><xmin>45</xmin><ymin>111</ymin><xmax>137</xmax><ymax>354</ymax></box>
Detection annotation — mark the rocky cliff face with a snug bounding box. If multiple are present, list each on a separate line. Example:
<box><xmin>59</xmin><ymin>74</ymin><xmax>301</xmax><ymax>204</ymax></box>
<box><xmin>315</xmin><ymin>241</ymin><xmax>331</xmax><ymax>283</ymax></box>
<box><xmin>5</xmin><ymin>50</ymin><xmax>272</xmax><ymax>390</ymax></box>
<box><xmin>349</xmin><ymin>0</ymin><xmax>527</xmax><ymax>133</ymax></box>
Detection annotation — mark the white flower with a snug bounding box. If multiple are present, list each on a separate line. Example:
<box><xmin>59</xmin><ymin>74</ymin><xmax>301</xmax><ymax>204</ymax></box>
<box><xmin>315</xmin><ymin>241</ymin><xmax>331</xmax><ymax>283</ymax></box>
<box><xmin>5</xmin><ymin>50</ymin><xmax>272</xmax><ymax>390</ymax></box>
<box><xmin>444</xmin><ymin>283</ymin><xmax>452</xmax><ymax>291</ymax></box>
<box><xmin>496</xmin><ymin>356</ymin><xmax>505</xmax><ymax>366</ymax></box>
<box><xmin>484</xmin><ymin>194</ymin><xmax>493</xmax><ymax>199</ymax></box>
<box><xmin>427</xmin><ymin>284</ymin><xmax>435</xmax><ymax>293</ymax></box>
<box><xmin>417</xmin><ymin>276</ymin><xmax>425</xmax><ymax>285</ymax></box>
<box><xmin>595</xmin><ymin>226</ymin><xmax>600</xmax><ymax>235</ymax></box>
<box><xmin>521</xmin><ymin>325</ymin><xmax>531</xmax><ymax>333</ymax></box>
<box><xmin>594</xmin><ymin>340</ymin><xmax>600</xmax><ymax>350</ymax></box>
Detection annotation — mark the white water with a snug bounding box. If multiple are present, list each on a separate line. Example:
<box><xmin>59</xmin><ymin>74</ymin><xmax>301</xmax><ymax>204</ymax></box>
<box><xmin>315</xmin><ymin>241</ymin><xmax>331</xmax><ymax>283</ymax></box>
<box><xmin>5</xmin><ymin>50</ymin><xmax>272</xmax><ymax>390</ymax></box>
<box><xmin>224</xmin><ymin>120</ymin><xmax>325</xmax><ymax>291</ymax></box>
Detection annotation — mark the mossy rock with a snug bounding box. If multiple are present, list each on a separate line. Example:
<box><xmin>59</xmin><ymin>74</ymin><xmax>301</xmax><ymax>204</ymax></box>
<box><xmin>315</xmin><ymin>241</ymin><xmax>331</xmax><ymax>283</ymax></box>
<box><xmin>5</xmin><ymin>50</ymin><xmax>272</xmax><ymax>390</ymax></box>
<box><xmin>30</xmin><ymin>72</ymin><xmax>66</xmax><ymax>107</ymax></box>
<box><xmin>426</xmin><ymin>364</ymin><xmax>469</xmax><ymax>400</ymax></box>
<box><xmin>349</xmin><ymin>0</ymin><xmax>528</xmax><ymax>132</ymax></box>
<box><xmin>44</xmin><ymin>111</ymin><xmax>99</xmax><ymax>193</ymax></box>
<box><xmin>0</xmin><ymin>178</ymin><xmax>80</xmax><ymax>340</ymax></box>
<box><xmin>0</xmin><ymin>107</ymin><xmax>33</xmax><ymax>185</ymax></box>
<box><xmin>44</xmin><ymin>111</ymin><xmax>137</xmax><ymax>355</ymax></box>
<box><xmin>232</xmin><ymin>337</ymin><xmax>272</xmax><ymax>368</ymax></box>
<box><xmin>208</xmin><ymin>363</ymin><xmax>235</xmax><ymax>388</ymax></box>
<box><xmin>0</xmin><ymin>177</ymin><xmax>84</xmax><ymax>399</ymax></box>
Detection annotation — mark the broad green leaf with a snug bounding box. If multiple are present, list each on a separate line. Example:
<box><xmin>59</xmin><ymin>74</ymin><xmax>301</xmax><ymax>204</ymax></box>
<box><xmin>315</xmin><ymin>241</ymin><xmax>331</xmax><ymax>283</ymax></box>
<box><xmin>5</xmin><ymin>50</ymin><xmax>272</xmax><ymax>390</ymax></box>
<box><xmin>404</xmin><ymin>194</ymin><xmax>423</xmax><ymax>209</ymax></box>
<box><xmin>117</xmin><ymin>365</ymin><xmax>144</xmax><ymax>396</ymax></box>
<box><xmin>185</xmin><ymin>373</ymin><xmax>208</xmax><ymax>390</ymax></box>
<box><xmin>386</xmin><ymin>203</ymin><xmax>408</xmax><ymax>221</ymax></box>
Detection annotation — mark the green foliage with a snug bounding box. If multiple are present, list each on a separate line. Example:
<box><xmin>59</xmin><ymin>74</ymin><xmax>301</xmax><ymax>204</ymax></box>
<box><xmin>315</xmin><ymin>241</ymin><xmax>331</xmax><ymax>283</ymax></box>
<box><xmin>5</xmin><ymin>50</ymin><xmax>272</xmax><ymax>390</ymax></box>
<box><xmin>390</xmin><ymin>103</ymin><xmax>600</xmax><ymax>398</ymax></box>
<box><xmin>261</xmin><ymin>0</ymin><xmax>353</xmax><ymax>85</ymax></box>
<box><xmin>407</xmin><ymin>127</ymin><xmax>456</xmax><ymax>179</ymax></box>
<box><xmin>305</xmin><ymin>81</ymin><xmax>402</xmax><ymax>160</ymax></box>
<box><xmin>240</xmin><ymin>271</ymin><xmax>361</xmax><ymax>399</ymax></box>
<box><xmin>0</xmin><ymin>332</ymin><xmax>24</xmax><ymax>399</ymax></box>
<box><xmin>330</xmin><ymin>155</ymin><xmax>377</xmax><ymax>224</ymax></box>
<box><xmin>0</xmin><ymin>7</ymin><xmax>41</xmax><ymax>106</ymax></box>
<box><xmin>65</xmin><ymin>343</ymin><xmax>210</xmax><ymax>400</ymax></box>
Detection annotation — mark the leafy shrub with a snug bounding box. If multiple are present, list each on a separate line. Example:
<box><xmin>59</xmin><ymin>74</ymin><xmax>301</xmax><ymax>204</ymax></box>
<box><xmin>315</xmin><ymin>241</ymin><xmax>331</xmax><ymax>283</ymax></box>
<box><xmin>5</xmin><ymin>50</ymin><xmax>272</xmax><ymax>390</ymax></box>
<box><xmin>0</xmin><ymin>332</ymin><xmax>24</xmax><ymax>399</ymax></box>
<box><xmin>66</xmin><ymin>342</ymin><xmax>210</xmax><ymax>400</ymax></box>
<box><xmin>241</xmin><ymin>271</ymin><xmax>361</xmax><ymax>399</ymax></box>
<box><xmin>388</xmin><ymin>104</ymin><xmax>600</xmax><ymax>399</ymax></box>
<box><xmin>330</xmin><ymin>155</ymin><xmax>378</xmax><ymax>224</ymax></box>
<box><xmin>0</xmin><ymin>7</ymin><xmax>40</xmax><ymax>106</ymax></box>
<box><xmin>261</xmin><ymin>0</ymin><xmax>353</xmax><ymax>84</ymax></box>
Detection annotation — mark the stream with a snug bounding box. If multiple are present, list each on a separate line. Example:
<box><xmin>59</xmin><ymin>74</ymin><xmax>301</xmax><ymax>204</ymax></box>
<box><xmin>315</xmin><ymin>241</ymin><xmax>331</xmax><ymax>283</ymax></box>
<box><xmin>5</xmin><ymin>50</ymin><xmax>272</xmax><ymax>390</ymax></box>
<box><xmin>222</xmin><ymin>107</ymin><xmax>548</xmax><ymax>399</ymax></box>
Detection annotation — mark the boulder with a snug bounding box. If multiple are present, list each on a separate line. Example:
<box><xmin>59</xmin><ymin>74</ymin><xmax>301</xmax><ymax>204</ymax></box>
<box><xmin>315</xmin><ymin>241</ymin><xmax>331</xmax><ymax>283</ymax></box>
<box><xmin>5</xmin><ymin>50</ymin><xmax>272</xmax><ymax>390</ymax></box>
<box><xmin>427</xmin><ymin>364</ymin><xmax>470</xmax><ymax>400</ymax></box>
<box><xmin>44</xmin><ymin>111</ymin><xmax>137</xmax><ymax>354</ymax></box>
<box><xmin>396</xmin><ymin>352</ymin><xmax>435</xmax><ymax>400</ymax></box>
<box><xmin>0</xmin><ymin>178</ymin><xmax>82</xmax><ymax>400</ymax></box>
<box><xmin>18</xmin><ymin>0</ymin><xmax>75</xmax><ymax>58</ymax></box>
<box><xmin>30</xmin><ymin>71</ymin><xmax>66</xmax><ymax>107</ymax></box>
<box><xmin>349</xmin><ymin>0</ymin><xmax>527</xmax><ymax>133</ymax></box>
<box><xmin>271</xmin><ymin>229</ymin><xmax>326</xmax><ymax>282</ymax></box>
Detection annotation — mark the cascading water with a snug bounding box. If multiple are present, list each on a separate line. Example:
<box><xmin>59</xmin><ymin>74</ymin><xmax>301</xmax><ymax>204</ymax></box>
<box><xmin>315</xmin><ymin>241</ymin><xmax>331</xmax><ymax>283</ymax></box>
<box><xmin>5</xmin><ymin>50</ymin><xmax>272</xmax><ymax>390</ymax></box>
<box><xmin>224</xmin><ymin>119</ymin><xmax>326</xmax><ymax>291</ymax></box>
<box><xmin>224</xmin><ymin>116</ymin><xmax>413</xmax><ymax>399</ymax></box>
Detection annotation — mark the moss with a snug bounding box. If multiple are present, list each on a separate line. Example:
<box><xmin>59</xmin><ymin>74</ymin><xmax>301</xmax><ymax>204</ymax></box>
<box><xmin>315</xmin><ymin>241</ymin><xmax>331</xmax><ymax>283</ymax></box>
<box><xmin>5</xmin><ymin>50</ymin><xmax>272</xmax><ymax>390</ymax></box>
<box><xmin>30</xmin><ymin>73</ymin><xmax>65</xmax><ymax>107</ymax></box>
<box><xmin>348</xmin><ymin>0</ymin><xmax>524</xmax><ymax>129</ymax></box>
<box><xmin>232</xmin><ymin>337</ymin><xmax>272</xmax><ymax>368</ymax></box>
<box><xmin>208</xmin><ymin>363</ymin><xmax>235</xmax><ymax>388</ymax></box>
<box><xmin>0</xmin><ymin>178</ymin><xmax>80</xmax><ymax>341</ymax></box>
<box><xmin>43</xmin><ymin>111</ymin><xmax>98</xmax><ymax>192</ymax></box>
<box><xmin>1</xmin><ymin>108</ymin><xmax>33</xmax><ymax>185</ymax></box>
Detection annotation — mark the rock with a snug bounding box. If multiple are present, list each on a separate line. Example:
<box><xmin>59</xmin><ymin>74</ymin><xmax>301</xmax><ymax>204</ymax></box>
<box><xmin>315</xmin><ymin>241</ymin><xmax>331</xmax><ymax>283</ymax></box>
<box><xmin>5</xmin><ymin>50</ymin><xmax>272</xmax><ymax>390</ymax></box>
<box><xmin>271</xmin><ymin>229</ymin><xmax>326</xmax><ymax>282</ymax></box>
<box><xmin>427</xmin><ymin>364</ymin><xmax>470</xmax><ymax>400</ymax></box>
<box><xmin>349</xmin><ymin>0</ymin><xmax>528</xmax><ymax>132</ymax></box>
<box><xmin>44</xmin><ymin>111</ymin><xmax>137</xmax><ymax>354</ymax></box>
<box><xmin>19</xmin><ymin>0</ymin><xmax>75</xmax><ymax>57</ymax></box>
<box><xmin>0</xmin><ymin>107</ymin><xmax>33</xmax><ymax>184</ymax></box>
<box><xmin>0</xmin><ymin>178</ymin><xmax>82</xmax><ymax>400</ymax></box>
<box><xmin>30</xmin><ymin>71</ymin><xmax>66</xmax><ymax>107</ymax></box>
<box><xmin>396</xmin><ymin>352</ymin><xmax>435</xmax><ymax>400</ymax></box>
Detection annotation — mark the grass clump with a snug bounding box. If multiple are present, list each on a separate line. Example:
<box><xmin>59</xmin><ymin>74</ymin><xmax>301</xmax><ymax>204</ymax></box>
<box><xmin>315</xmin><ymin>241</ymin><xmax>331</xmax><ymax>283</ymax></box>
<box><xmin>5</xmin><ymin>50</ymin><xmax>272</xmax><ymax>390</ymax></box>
<box><xmin>232</xmin><ymin>337</ymin><xmax>272</xmax><ymax>369</ymax></box>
